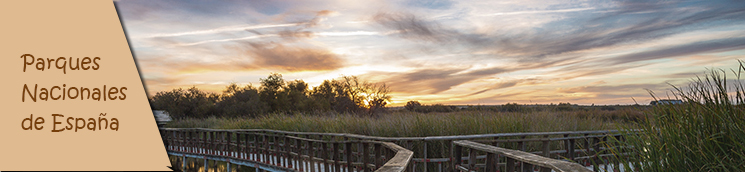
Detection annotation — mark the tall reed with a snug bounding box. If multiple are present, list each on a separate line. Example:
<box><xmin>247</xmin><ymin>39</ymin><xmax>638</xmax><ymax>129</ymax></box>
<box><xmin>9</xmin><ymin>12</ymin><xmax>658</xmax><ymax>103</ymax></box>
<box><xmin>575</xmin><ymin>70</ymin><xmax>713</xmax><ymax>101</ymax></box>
<box><xmin>167</xmin><ymin>110</ymin><xmax>625</xmax><ymax>137</ymax></box>
<box><xmin>615</xmin><ymin>60</ymin><xmax>745</xmax><ymax>171</ymax></box>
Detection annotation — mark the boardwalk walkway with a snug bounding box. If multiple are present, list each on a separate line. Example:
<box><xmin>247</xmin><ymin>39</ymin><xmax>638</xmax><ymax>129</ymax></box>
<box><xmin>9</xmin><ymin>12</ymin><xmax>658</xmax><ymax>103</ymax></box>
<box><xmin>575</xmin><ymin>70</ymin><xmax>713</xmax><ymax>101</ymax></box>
<box><xmin>161</xmin><ymin>128</ymin><xmax>633</xmax><ymax>172</ymax></box>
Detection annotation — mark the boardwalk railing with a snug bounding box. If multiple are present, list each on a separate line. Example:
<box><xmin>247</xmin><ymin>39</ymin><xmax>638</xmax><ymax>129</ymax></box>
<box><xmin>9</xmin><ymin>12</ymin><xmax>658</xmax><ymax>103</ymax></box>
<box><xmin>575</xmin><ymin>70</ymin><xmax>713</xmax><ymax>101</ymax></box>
<box><xmin>161</xmin><ymin>128</ymin><xmax>634</xmax><ymax>172</ymax></box>
<box><xmin>160</xmin><ymin>128</ymin><xmax>413</xmax><ymax>172</ymax></box>
<box><xmin>452</xmin><ymin>140</ymin><xmax>591</xmax><ymax>172</ymax></box>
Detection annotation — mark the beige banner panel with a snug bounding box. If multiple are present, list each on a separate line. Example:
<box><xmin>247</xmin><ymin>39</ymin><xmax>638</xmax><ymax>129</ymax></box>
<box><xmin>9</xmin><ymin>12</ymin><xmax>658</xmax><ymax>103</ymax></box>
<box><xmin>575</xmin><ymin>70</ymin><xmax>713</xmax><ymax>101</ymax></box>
<box><xmin>0</xmin><ymin>0</ymin><xmax>171</xmax><ymax>170</ymax></box>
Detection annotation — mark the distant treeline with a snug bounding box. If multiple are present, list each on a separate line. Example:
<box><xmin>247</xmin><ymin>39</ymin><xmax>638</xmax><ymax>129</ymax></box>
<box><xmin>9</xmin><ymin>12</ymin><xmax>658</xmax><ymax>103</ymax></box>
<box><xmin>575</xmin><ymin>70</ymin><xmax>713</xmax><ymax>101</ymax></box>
<box><xmin>404</xmin><ymin>101</ymin><xmax>642</xmax><ymax>113</ymax></box>
<box><xmin>149</xmin><ymin>73</ymin><xmax>391</xmax><ymax>119</ymax></box>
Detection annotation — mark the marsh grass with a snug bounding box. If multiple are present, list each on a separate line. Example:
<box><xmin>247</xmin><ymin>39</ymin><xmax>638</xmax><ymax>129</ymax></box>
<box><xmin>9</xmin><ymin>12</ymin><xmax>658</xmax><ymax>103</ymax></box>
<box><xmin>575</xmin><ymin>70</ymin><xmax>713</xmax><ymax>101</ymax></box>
<box><xmin>167</xmin><ymin>110</ymin><xmax>633</xmax><ymax>137</ymax></box>
<box><xmin>611</xmin><ymin>61</ymin><xmax>745</xmax><ymax>171</ymax></box>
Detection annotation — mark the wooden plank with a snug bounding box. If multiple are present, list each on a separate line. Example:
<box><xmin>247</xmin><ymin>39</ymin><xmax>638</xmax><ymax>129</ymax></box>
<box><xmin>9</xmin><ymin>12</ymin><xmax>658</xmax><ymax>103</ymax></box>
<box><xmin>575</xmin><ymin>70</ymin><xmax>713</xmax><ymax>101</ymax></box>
<box><xmin>453</xmin><ymin>140</ymin><xmax>591</xmax><ymax>172</ymax></box>
<box><xmin>375</xmin><ymin>142</ymin><xmax>413</xmax><ymax>172</ymax></box>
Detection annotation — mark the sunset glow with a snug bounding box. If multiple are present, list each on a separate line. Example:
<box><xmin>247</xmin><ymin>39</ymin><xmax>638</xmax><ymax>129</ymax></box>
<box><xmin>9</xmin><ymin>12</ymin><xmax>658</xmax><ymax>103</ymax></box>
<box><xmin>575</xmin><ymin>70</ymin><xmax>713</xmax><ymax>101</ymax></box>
<box><xmin>117</xmin><ymin>0</ymin><xmax>745</xmax><ymax>106</ymax></box>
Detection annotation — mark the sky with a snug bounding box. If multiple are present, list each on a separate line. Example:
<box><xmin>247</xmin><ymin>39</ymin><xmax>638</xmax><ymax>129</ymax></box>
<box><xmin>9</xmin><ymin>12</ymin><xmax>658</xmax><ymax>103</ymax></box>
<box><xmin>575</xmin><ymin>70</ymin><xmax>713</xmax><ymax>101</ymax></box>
<box><xmin>117</xmin><ymin>0</ymin><xmax>745</xmax><ymax>106</ymax></box>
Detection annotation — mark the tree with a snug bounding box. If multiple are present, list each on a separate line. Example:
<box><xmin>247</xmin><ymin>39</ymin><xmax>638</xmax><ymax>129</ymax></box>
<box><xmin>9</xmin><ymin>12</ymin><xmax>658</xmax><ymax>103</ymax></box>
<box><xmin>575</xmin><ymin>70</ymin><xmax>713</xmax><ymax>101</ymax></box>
<box><xmin>282</xmin><ymin>80</ymin><xmax>312</xmax><ymax>112</ymax></box>
<box><xmin>310</xmin><ymin>80</ymin><xmax>335</xmax><ymax>111</ymax></box>
<box><xmin>150</xmin><ymin>86</ymin><xmax>218</xmax><ymax>119</ymax></box>
<box><xmin>260</xmin><ymin>73</ymin><xmax>287</xmax><ymax>112</ymax></box>
<box><xmin>310</xmin><ymin>75</ymin><xmax>391</xmax><ymax>114</ymax></box>
<box><xmin>405</xmin><ymin>101</ymin><xmax>422</xmax><ymax>111</ymax></box>
<box><xmin>366</xmin><ymin>83</ymin><xmax>391</xmax><ymax>114</ymax></box>
<box><xmin>216</xmin><ymin>83</ymin><xmax>267</xmax><ymax>117</ymax></box>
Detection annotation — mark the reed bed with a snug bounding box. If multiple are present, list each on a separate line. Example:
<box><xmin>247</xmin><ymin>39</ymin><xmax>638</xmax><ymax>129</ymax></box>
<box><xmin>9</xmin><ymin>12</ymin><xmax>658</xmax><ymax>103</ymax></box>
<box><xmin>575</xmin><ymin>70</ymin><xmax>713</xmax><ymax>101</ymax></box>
<box><xmin>167</xmin><ymin>109</ymin><xmax>638</xmax><ymax>137</ymax></box>
<box><xmin>612</xmin><ymin>61</ymin><xmax>745</xmax><ymax>171</ymax></box>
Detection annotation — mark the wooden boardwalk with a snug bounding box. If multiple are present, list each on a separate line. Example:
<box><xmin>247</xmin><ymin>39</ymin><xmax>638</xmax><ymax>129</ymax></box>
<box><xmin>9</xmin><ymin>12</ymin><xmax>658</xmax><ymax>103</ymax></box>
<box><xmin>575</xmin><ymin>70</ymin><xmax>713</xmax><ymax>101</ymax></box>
<box><xmin>161</xmin><ymin>129</ymin><xmax>634</xmax><ymax>172</ymax></box>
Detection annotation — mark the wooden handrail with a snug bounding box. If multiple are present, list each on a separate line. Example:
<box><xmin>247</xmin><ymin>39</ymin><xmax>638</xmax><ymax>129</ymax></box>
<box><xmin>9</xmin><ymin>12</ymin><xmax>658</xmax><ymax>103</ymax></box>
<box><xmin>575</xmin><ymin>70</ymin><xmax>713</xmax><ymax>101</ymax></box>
<box><xmin>376</xmin><ymin>142</ymin><xmax>414</xmax><ymax>172</ymax></box>
<box><xmin>160</xmin><ymin>129</ymin><xmax>414</xmax><ymax>172</ymax></box>
<box><xmin>453</xmin><ymin>140</ymin><xmax>591</xmax><ymax>172</ymax></box>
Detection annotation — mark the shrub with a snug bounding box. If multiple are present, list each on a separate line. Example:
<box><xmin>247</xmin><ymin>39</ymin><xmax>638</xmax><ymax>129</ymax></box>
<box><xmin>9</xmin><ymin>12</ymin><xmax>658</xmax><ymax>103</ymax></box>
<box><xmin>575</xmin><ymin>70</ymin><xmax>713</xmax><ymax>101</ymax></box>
<box><xmin>555</xmin><ymin>102</ymin><xmax>574</xmax><ymax>111</ymax></box>
<box><xmin>501</xmin><ymin>103</ymin><xmax>521</xmax><ymax>112</ymax></box>
<box><xmin>405</xmin><ymin>100</ymin><xmax>422</xmax><ymax>111</ymax></box>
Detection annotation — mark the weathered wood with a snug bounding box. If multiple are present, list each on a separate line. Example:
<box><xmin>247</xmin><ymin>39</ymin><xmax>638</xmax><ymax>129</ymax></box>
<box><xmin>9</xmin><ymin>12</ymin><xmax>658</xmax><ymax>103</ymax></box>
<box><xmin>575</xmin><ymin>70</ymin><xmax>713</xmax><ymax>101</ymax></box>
<box><xmin>274</xmin><ymin>135</ymin><xmax>280</xmax><ymax>166</ymax></box>
<box><xmin>323</xmin><ymin>142</ymin><xmax>331</xmax><ymax>172</ymax></box>
<box><xmin>375</xmin><ymin>142</ymin><xmax>413</xmax><ymax>172</ymax></box>
<box><xmin>468</xmin><ymin>148</ymin><xmax>476</xmax><ymax>170</ymax></box>
<box><xmin>453</xmin><ymin>140</ymin><xmax>591</xmax><ymax>172</ymax></box>
<box><xmin>363</xmin><ymin>142</ymin><xmax>370</xmax><ymax>172</ymax></box>
<box><xmin>334</xmin><ymin>142</ymin><xmax>341</xmax><ymax>172</ymax></box>
<box><xmin>346</xmin><ymin>142</ymin><xmax>353</xmax><ymax>172</ymax></box>
<box><xmin>506</xmin><ymin>157</ymin><xmax>515</xmax><ymax>172</ymax></box>
<box><xmin>162</xmin><ymin>128</ymin><xmax>629</xmax><ymax>172</ymax></box>
<box><xmin>375</xmin><ymin>143</ymin><xmax>382</xmax><ymax>169</ymax></box>
<box><xmin>567</xmin><ymin>138</ymin><xmax>575</xmax><ymax>161</ymax></box>
<box><xmin>451</xmin><ymin>143</ymin><xmax>461</xmax><ymax>172</ymax></box>
<box><xmin>485</xmin><ymin>152</ymin><xmax>495</xmax><ymax>172</ymax></box>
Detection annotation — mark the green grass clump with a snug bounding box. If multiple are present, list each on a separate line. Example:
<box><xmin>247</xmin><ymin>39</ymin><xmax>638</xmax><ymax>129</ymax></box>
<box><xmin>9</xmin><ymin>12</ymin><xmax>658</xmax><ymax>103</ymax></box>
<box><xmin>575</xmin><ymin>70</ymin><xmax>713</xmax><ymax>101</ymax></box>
<box><xmin>616</xmin><ymin>61</ymin><xmax>745</xmax><ymax>171</ymax></box>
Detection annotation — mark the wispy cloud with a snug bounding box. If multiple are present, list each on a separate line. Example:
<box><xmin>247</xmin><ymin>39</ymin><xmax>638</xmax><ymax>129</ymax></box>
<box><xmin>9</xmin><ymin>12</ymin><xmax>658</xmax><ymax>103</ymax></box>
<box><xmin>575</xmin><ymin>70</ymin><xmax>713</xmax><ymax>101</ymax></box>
<box><xmin>177</xmin><ymin>35</ymin><xmax>275</xmax><ymax>46</ymax></box>
<box><xmin>137</xmin><ymin>24</ymin><xmax>296</xmax><ymax>39</ymax></box>
<box><xmin>478</xmin><ymin>7</ymin><xmax>596</xmax><ymax>16</ymax></box>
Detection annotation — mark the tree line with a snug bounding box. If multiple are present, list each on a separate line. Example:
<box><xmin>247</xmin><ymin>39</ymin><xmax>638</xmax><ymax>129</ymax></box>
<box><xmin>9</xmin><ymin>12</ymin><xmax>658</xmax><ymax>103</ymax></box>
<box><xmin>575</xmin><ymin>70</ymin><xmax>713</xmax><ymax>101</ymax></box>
<box><xmin>150</xmin><ymin>73</ymin><xmax>391</xmax><ymax>119</ymax></box>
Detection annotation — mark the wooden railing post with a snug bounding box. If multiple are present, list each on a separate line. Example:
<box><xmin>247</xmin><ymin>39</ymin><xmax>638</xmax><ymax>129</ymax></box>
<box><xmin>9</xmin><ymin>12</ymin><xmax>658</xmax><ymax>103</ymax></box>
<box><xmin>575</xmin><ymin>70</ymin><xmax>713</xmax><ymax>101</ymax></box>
<box><xmin>406</xmin><ymin>140</ymin><xmax>413</xmax><ymax>172</ymax></box>
<box><xmin>346</xmin><ymin>142</ymin><xmax>353</xmax><ymax>172</ymax></box>
<box><xmin>298</xmin><ymin>139</ymin><xmax>304</xmax><ymax>172</ymax></box>
<box><xmin>451</xmin><ymin>143</ymin><xmax>461</xmax><ymax>172</ymax></box>
<box><xmin>374</xmin><ymin>143</ymin><xmax>382</xmax><ymax>169</ymax></box>
<box><xmin>309</xmin><ymin>140</ymin><xmax>316</xmax><ymax>172</ymax></box>
<box><xmin>423</xmin><ymin>141</ymin><xmax>427</xmax><ymax>172</ymax></box>
<box><xmin>486</xmin><ymin>152</ymin><xmax>495</xmax><ymax>172</ymax></box>
<box><xmin>542</xmin><ymin>141</ymin><xmax>550</xmax><ymax>158</ymax></box>
<box><xmin>567</xmin><ymin>138</ymin><xmax>576</xmax><ymax>161</ymax></box>
<box><xmin>362</xmin><ymin>142</ymin><xmax>369</xmax><ymax>172</ymax></box>
<box><xmin>506</xmin><ymin>157</ymin><xmax>515</xmax><ymax>172</ymax></box>
<box><xmin>263</xmin><ymin>134</ymin><xmax>269</xmax><ymax>164</ymax></box>
<box><xmin>223</xmin><ymin>131</ymin><xmax>228</xmax><ymax>157</ymax></box>
<box><xmin>275</xmin><ymin>135</ymin><xmax>280</xmax><ymax>167</ymax></box>
<box><xmin>284</xmin><ymin>136</ymin><xmax>291</xmax><ymax>168</ymax></box>
<box><xmin>468</xmin><ymin>148</ymin><xmax>476</xmax><ymax>171</ymax></box>
<box><xmin>517</xmin><ymin>136</ymin><xmax>526</xmax><ymax>172</ymax></box>
<box><xmin>211</xmin><ymin>131</ymin><xmax>216</xmax><ymax>156</ymax></box>
<box><xmin>334</xmin><ymin>142</ymin><xmax>341</xmax><ymax>172</ymax></box>
<box><xmin>323</xmin><ymin>142</ymin><xmax>330</xmax><ymax>172</ymax></box>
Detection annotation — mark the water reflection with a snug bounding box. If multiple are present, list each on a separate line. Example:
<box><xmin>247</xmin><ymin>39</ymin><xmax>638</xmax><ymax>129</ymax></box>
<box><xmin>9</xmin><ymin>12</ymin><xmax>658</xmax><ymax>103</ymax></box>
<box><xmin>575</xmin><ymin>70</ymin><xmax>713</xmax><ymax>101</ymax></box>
<box><xmin>169</xmin><ymin>155</ymin><xmax>257</xmax><ymax>172</ymax></box>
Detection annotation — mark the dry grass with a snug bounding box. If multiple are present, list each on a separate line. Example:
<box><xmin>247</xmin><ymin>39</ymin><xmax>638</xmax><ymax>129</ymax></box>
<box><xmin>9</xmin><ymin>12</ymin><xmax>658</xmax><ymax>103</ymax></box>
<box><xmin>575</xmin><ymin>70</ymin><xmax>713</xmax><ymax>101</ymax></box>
<box><xmin>167</xmin><ymin>109</ymin><xmax>642</xmax><ymax>137</ymax></box>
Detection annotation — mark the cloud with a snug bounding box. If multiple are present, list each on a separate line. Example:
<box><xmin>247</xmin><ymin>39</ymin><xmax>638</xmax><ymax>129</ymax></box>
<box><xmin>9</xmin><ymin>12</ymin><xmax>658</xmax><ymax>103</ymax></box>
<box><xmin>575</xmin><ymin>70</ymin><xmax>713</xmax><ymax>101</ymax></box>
<box><xmin>558</xmin><ymin>83</ymin><xmax>670</xmax><ymax>94</ymax></box>
<box><xmin>464</xmin><ymin>81</ymin><xmax>518</xmax><ymax>97</ymax></box>
<box><xmin>610</xmin><ymin>37</ymin><xmax>745</xmax><ymax>65</ymax></box>
<box><xmin>241</xmin><ymin>42</ymin><xmax>345</xmax><ymax>72</ymax></box>
<box><xmin>478</xmin><ymin>7</ymin><xmax>596</xmax><ymax>17</ymax></box>
<box><xmin>405</xmin><ymin>0</ymin><xmax>454</xmax><ymax>10</ymax></box>
<box><xmin>373</xmin><ymin>1</ymin><xmax>745</xmax><ymax>61</ymax></box>
<box><xmin>369</xmin><ymin>66</ymin><xmax>513</xmax><ymax>94</ymax></box>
